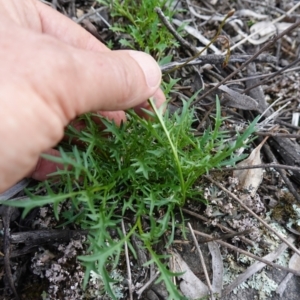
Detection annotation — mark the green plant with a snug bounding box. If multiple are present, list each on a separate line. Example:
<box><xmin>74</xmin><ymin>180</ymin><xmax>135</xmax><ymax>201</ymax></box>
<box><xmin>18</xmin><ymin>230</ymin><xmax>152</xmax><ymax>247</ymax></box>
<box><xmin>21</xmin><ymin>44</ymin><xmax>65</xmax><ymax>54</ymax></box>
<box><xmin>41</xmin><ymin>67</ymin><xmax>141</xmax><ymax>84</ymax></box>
<box><xmin>99</xmin><ymin>0</ymin><xmax>179</xmax><ymax>58</ymax></box>
<box><xmin>4</xmin><ymin>97</ymin><xmax>258</xmax><ymax>299</ymax></box>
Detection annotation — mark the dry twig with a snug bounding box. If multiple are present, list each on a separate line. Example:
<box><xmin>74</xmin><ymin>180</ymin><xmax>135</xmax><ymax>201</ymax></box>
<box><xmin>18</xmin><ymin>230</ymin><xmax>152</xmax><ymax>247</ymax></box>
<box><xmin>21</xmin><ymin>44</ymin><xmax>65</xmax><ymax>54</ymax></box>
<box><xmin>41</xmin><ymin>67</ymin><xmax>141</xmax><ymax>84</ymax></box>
<box><xmin>204</xmin><ymin>175</ymin><xmax>300</xmax><ymax>257</ymax></box>
<box><xmin>75</xmin><ymin>7</ymin><xmax>107</xmax><ymax>24</ymax></box>
<box><xmin>193</xmin><ymin>229</ymin><xmax>300</xmax><ymax>276</ymax></box>
<box><xmin>121</xmin><ymin>220</ymin><xmax>133</xmax><ymax>300</ymax></box>
<box><xmin>182</xmin><ymin>208</ymin><xmax>254</xmax><ymax>246</ymax></box>
<box><xmin>198</xmin><ymin>229</ymin><xmax>254</xmax><ymax>244</ymax></box>
<box><xmin>136</xmin><ymin>272</ymin><xmax>160</xmax><ymax>298</ymax></box>
<box><xmin>2</xmin><ymin>206</ymin><xmax>20</xmax><ymax>300</ymax></box>
<box><xmin>222</xmin><ymin>235</ymin><xmax>295</xmax><ymax>295</ymax></box>
<box><xmin>155</xmin><ymin>7</ymin><xmax>198</xmax><ymax>54</ymax></box>
<box><xmin>187</xmin><ymin>222</ymin><xmax>213</xmax><ymax>299</ymax></box>
<box><xmin>164</xmin><ymin>9</ymin><xmax>235</xmax><ymax>75</ymax></box>
<box><xmin>210</xmin><ymin>163</ymin><xmax>300</xmax><ymax>173</ymax></box>
<box><xmin>160</xmin><ymin>54</ymin><xmax>277</xmax><ymax>72</ymax></box>
<box><xmin>242</xmin><ymin>57</ymin><xmax>300</xmax><ymax>94</ymax></box>
<box><xmin>193</xmin><ymin>19</ymin><xmax>300</xmax><ymax>105</ymax></box>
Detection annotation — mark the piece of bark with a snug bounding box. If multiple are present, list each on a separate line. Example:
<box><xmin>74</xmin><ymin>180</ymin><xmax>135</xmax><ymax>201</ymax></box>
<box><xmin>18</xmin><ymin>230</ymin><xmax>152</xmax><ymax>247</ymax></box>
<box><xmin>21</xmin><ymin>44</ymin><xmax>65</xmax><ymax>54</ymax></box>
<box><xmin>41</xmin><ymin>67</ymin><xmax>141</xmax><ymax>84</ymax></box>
<box><xmin>0</xmin><ymin>229</ymin><xmax>89</xmax><ymax>260</ymax></box>
<box><xmin>218</xmin><ymin>85</ymin><xmax>259</xmax><ymax>111</ymax></box>
<box><xmin>10</xmin><ymin>229</ymin><xmax>88</xmax><ymax>245</ymax></box>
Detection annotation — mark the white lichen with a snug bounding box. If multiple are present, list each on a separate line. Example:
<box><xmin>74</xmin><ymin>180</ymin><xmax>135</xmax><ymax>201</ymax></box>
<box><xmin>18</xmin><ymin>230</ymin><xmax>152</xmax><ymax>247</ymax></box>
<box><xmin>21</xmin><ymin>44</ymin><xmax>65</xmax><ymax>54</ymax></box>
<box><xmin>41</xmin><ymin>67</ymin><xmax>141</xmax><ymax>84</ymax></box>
<box><xmin>30</xmin><ymin>236</ymin><xmax>127</xmax><ymax>300</ymax></box>
<box><xmin>246</xmin><ymin>271</ymin><xmax>278</xmax><ymax>299</ymax></box>
<box><xmin>275</xmin><ymin>249</ymin><xmax>289</xmax><ymax>267</ymax></box>
<box><xmin>89</xmin><ymin>269</ymin><xmax>125</xmax><ymax>299</ymax></box>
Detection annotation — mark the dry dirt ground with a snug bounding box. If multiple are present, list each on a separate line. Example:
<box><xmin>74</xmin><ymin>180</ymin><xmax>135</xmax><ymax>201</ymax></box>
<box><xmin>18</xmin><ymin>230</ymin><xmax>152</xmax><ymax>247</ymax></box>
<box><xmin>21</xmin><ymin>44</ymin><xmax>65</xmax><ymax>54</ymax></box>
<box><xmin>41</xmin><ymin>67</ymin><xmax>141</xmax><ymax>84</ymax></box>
<box><xmin>1</xmin><ymin>0</ymin><xmax>300</xmax><ymax>299</ymax></box>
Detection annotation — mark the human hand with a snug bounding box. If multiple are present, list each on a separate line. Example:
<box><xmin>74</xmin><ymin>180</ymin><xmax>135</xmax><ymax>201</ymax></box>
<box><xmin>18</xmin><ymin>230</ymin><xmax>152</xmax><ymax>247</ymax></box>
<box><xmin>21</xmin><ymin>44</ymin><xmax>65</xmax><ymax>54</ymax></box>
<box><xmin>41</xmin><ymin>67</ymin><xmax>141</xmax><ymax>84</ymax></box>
<box><xmin>0</xmin><ymin>0</ymin><xmax>165</xmax><ymax>192</ymax></box>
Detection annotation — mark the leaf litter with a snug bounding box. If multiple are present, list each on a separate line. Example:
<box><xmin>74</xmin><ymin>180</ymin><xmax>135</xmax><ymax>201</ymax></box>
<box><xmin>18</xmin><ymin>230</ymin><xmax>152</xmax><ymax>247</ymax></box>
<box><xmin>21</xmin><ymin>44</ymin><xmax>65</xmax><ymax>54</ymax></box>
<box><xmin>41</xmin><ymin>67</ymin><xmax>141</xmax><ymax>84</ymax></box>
<box><xmin>233</xmin><ymin>137</ymin><xmax>268</xmax><ymax>197</ymax></box>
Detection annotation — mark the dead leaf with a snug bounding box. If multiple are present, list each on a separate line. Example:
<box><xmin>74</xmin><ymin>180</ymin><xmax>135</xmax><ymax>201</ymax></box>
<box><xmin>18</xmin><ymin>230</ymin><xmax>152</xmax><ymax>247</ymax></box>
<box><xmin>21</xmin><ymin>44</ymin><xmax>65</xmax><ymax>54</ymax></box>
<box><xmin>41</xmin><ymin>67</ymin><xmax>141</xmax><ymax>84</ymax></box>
<box><xmin>248</xmin><ymin>21</ymin><xmax>277</xmax><ymax>45</ymax></box>
<box><xmin>233</xmin><ymin>137</ymin><xmax>268</xmax><ymax>196</ymax></box>
<box><xmin>76</xmin><ymin>9</ymin><xmax>84</xmax><ymax>18</ymax></box>
<box><xmin>0</xmin><ymin>179</ymin><xmax>29</xmax><ymax>201</ymax></box>
<box><xmin>171</xmin><ymin>251</ymin><xmax>209</xmax><ymax>299</ymax></box>
<box><xmin>218</xmin><ymin>85</ymin><xmax>258</xmax><ymax>111</ymax></box>
<box><xmin>208</xmin><ymin>241</ymin><xmax>223</xmax><ymax>297</ymax></box>
<box><xmin>248</xmin><ymin>21</ymin><xmax>293</xmax><ymax>45</ymax></box>
<box><xmin>276</xmin><ymin>251</ymin><xmax>300</xmax><ymax>297</ymax></box>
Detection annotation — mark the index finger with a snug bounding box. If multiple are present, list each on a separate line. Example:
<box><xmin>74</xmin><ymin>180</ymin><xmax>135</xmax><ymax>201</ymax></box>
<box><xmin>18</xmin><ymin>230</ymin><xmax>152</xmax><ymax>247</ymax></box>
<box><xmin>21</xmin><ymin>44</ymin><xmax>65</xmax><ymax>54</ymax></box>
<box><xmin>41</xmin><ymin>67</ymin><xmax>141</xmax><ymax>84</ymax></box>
<box><xmin>35</xmin><ymin>0</ymin><xmax>109</xmax><ymax>52</ymax></box>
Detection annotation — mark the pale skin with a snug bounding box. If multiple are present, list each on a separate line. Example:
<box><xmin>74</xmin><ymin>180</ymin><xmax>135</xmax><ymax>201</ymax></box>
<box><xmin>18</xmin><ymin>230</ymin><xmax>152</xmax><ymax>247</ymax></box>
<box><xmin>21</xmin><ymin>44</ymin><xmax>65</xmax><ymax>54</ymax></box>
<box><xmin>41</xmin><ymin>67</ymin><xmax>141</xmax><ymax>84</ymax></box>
<box><xmin>0</xmin><ymin>0</ymin><xmax>165</xmax><ymax>193</ymax></box>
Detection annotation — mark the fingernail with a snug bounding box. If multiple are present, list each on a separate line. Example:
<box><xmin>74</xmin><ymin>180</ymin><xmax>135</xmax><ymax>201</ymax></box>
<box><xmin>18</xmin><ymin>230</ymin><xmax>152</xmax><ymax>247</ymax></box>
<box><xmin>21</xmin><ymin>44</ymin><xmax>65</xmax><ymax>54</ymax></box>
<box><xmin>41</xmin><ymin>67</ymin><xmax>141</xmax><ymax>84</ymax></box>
<box><xmin>129</xmin><ymin>51</ymin><xmax>161</xmax><ymax>88</ymax></box>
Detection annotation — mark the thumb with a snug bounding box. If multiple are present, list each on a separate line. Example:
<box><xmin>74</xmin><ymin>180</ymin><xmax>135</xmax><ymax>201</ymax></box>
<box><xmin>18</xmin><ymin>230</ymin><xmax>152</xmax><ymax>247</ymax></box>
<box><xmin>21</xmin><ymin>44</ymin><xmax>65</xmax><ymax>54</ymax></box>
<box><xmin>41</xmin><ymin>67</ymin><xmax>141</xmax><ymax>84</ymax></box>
<box><xmin>41</xmin><ymin>48</ymin><xmax>163</xmax><ymax>123</ymax></box>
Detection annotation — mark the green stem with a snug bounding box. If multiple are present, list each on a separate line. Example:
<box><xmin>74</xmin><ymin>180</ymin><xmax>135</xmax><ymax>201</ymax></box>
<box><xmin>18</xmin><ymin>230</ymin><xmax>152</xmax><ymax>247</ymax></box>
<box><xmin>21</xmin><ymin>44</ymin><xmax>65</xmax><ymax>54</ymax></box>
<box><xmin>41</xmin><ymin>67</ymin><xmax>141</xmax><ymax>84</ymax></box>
<box><xmin>149</xmin><ymin>98</ymin><xmax>186</xmax><ymax>205</ymax></box>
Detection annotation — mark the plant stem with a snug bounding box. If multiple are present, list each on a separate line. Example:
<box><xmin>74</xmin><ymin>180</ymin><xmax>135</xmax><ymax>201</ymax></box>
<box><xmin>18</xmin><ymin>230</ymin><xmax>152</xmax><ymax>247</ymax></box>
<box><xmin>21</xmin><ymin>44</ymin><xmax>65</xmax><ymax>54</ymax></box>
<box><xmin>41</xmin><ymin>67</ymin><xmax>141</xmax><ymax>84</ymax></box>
<box><xmin>148</xmin><ymin>98</ymin><xmax>186</xmax><ymax>205</ymax></box>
